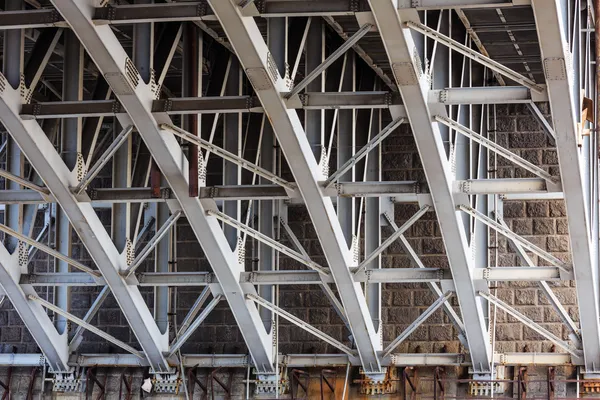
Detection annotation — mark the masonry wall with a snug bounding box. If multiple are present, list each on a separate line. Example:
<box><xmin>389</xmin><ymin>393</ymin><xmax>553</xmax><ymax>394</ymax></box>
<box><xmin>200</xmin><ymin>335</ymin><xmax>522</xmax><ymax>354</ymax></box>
<box><xmin>0</xmin><ymin>103</ymin><xmax>581</xmax><ymax>397</ymax></box>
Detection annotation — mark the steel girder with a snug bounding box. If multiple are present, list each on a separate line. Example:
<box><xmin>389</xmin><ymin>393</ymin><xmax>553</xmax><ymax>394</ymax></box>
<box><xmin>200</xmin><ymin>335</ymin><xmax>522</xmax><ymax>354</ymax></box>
<box><xmin>208</xmin><ymin>0</ymin><xmax>383</xmax><ymax>373</ymax></box>
<box><xmin>0</xmin><ymin>1</ymin><xmax>525</xmax><ymax>30</ymax></box>
<box><xmin>20</xmin><ymin>87</ymin><xmax>550</xmax><ymax>119</ymax></box>
<box><xmin>50</xmin><ymin>0</ymin><xmax>275</xmax><ymax>373</ymax></box>
<box><xmin>0</xmin><ymin>351</ymin><xmax>579</xmax><ymax>369</ymax></box>
<box><xmin>20</xmin><ymin>266</ymin><xmax>567</xmax><ymax>287</ymax></box>
<box><xmin>0</xmin><ymin>76</ymin><xmax>172</xmax><ymax>373</ymax></box>
<box><xmin>0</xmin><ymin>243</ymin><xmax>69</xmax><ymax>372</ymax></box>
<box><xmin>367</xmin><ymin>1</ymin><xmax>492</xmax><ymax>372</ymax></box>
<box><xmin>531</xmin><ymin>0</ymin><xmax>600</xmax><ymax>372</ymax></box>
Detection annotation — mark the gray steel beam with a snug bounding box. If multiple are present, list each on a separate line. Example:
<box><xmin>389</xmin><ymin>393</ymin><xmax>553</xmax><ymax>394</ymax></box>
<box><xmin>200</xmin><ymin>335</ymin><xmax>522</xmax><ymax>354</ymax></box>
<box><xmin>0</xmin><ymin>181</ymin><xmax>421</xmax><ymax>204</ymax></box>
<box><xmin>223</xmin><ymin>58</ymin><xmax>241</xmax><ymax>249</ymax></box>
<box><xmin>305</xmin><ymin>17</ymin><xmax>324</xmax><ymax>162</ymax></box>
<box><xmin>398</xmin><ymin>0</ymin><xmax>528</xmax><ymax>9</ymax></box>
<box><xmin>531</xmin><ymin>0</ymin><xmax>600</xmax><ymax>372</ymax></box>
<box><xmin>23</xmin><ymin>27</ymin><xmax>63</xmax><ymax>98</ymax></box>
<box><xmin>0</xmin><ymin>1</ymin><xmax>526</xmax><ymax>30</ymax></box>
<box><xmin>3</xmin><ymin>0</ymin><xmax>23</xmax><ymax>255</ymax></box>
<box><xmin>208</xmin><ymin>0</ymin><xmax>382</xmax><ymax>373</ymax></box>
<box><xmin>21</xmin><ymin>92</ymin><xmax>403</xmax><ymax>119</ymax></box>
<box><xmin>368</xmin><ymin>1</ymin><xmax>492</xmax><ymax>373</ymax></box>
<box><xmin>51</xmin><ymin>0</ymin><xmax>275</xmax><ymax>373</ymax></box>
<box><xmin>259</xmin><ymin>17</ymin><xmax>285</xmax><ymax>332</ymax></box>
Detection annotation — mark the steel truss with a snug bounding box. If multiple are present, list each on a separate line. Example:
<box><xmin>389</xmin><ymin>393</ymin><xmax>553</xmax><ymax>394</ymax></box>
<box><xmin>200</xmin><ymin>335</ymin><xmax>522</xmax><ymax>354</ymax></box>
<box><xmin>0</xmin><ymin>0</ymin><xmax>595</xmax><ymax>391</ymax></box>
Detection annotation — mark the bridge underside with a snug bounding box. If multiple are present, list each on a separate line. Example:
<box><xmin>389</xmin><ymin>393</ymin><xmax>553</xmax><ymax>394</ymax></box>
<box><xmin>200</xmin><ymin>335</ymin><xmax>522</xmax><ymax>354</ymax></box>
<box><xmin>0</xmin><ymin>0</ymin><xmax>597</xmax><ymax>397</ymax></box>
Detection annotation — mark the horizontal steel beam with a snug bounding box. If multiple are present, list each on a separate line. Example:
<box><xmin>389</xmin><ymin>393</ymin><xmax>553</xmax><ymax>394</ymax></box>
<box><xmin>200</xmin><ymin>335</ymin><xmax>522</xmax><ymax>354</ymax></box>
<box><xmin>21</xmin><ymin>92</ymin><xmax>404</xmax><ymax>119</ymax></box>
<box><xmin>454</xmin><ymin>178</ymin><xmax>556</xmax><ymax>195</ymax></box>
<box><xmin>429</xmin><ymin>86</ymin><xmax>548</xmax><ymax>105</ymax></box>
<box><xmin>0</xmin><ymin>1</ymin><xmax>528</xmax><ymax>30</ymax></box>
<box><xmin>398</xmin><ymin>0</ymin><xmax>530</xmax><ymax>9</ymax></box>
<box><xmin>0</xmin><ymin>351</ymin><xmax>577</xmax><ymax>369</ymax></box>
<box><xmin>21</xmin><ymin>267</ymin><xmax>566</xmax><ymax>287</ymax></box>
<box><xmin>0</xmin><ymin>181</ymin><xmax>419</xmax><ymax>205</ymax></box>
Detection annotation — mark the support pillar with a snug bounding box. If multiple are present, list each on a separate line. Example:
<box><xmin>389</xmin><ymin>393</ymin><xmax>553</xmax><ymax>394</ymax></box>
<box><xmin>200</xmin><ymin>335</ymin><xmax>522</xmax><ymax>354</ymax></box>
<box><xmin>56</xmin><ymin>30</ymin><xmax>82</xmax><ymax>334</ymax></box>
<box><xmin>305</xmin><ymin>18</ymin><xmax>324</xmax><ymax>163</ymax></box>
<box><xmin>259</xmin><ymin>17</ymin><xmax>286</xmax><ymax>331</ymax></box>
<box><xmin>223</xmin><ymin>59</ymin><xmax>241</xmax><ymax>249</ymax></box>
<box><xmin>3</xmin><ymin>0</ymin><xmax>24</xmax><ymax>255</ymax></box>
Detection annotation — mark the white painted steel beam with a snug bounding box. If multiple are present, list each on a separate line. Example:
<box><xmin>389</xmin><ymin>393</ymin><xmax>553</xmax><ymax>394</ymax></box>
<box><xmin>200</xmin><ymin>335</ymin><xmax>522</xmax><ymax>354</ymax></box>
<box><xmin>480</xmin><ymin>292</ymin><xmax>582</xmax><ymax>357</ymax></box>
<box><xmin>0</xmin><ymin>74</ymin><xmax>171</xmax><ymax>373</ymax></box>
<box><xmin>455</xmin><ymin>178</ymin><xmax>554</xmax><ymax>195</ymax></box>
<box><xmin>398</xmin><ymin>0</ymin><xmax>529</xmax><ymax>9</ymax></box>
<box><xmin>22</xmin><ymin>266</ymin><xmax>566</xmax><ymax>287</ymax></box>
<box><xmin>429</xmin><ymin>86</ymin><xmax>548</xmax><ymax>105</ymax></box>
<box><xmin>406</xmin><ymin>20</ymin><xmax>544</xmax><ymax>93</ymax></box>
<box><xmin>51</xmin><ymin>0</ymin><xmax>275</xmax><ymax>373</ymax></box>
<box><xmin>30</xmin><ymin>294</ymin><xmax>144</xmax><ymax>358</ymax></box>
<box><xmin>368</xmin><ymin>1</ymin><xmax>492</xmax><ymax>373</ymax></box>
<box><xmin>531</xmin><ymin>0</ymin><xmax>600</xmax><ymax>372</ymax></box>
<box><xmin>0</xmin><ymin>351</ymin><xmax>581</xmax><ymax>369</ymax></box>
<box><xmin>208</xmin><ymin>0</ymin><xmax>382</xmax><ymax>373</ymax></box>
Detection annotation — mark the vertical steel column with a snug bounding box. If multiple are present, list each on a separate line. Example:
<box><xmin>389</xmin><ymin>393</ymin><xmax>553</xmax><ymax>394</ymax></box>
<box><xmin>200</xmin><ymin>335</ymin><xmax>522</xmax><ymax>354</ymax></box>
<box><xmin>114</xmin><ymin>2</ymin><xmax>142</xmax><ymax>251</ymax></box>
<box><xmin>111</xmin><ymin>120</ymin><xmax>131</xmax><ymax>254</ymax></box>
<box><xmin>365</xmin><ymin>98</ymin><xmax>381</xmax><ymax>333</ymax></box>
<box><xmin>3</xmin><ymin>0</ymin><xmax>23</xmax><ymax>255</ymax></box>
<box><xmin>451</xmin><ymin>27</ymin><xmax>471</xmax><ymax>239</ymax></box>
<box><xmin>337</xmin><ymin>52</ymin><xmax>354</xmax><ymax>247</ymax></box>
<box><xmin>306</xmin><ymin>17</ymin><xmax>324</xmax><ymax>162</ymax></box>
<box><xmin>259</xmin><ymin>17</ymin><xmax>286</xmax><ymax>331</ymax></box>
<box><xmin>179</xmin><ymin>22</ymin><xmax>202</xmax><ymax>337</ymax></box>
<box><xmin>223</xmin><ymin>59</ymin><xmax>241</xmax><ymax>249</ymax></box>
<box><xmin>56</xmin><ymin>30</ymin><xmax>82</xmax><ymax>334</ymax></box>
<box><xmin>185</xmin><ymin>23</ymin><xmax>200</xmax><ymax>199</ymax></box>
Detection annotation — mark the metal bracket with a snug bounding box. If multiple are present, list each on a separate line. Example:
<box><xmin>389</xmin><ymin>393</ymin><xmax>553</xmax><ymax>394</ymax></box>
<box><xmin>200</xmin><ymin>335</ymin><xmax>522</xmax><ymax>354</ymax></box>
<box><xmin>31</xmin><ymin>103</ymin><xmax>42</xmax><ymax>117</ymax></box>
<box><xmin>161</xmin><ymin>187</ymin><xmax>172</xmax><ymax>200</ymax></box>
<box><xmin>46</xmin><ymin>9</ymin><xmax>63</xmax><ymax>24</ymax></box>
<box><xmin>106</xmin><ymin>6</ymin><xmax>117</xmax><ymax>22</ymax></box>
<box><xmin>111</xmin><ymin>100</ymin><xmax>122</xmax><ymax>114</ymax></box>
<box><xmin>266</xmin><ymin>52</ymin><xmax>280</xmax><ymax>84</ymax></box>
<box><xmin>392</xmin><ymin>63</ymin><xmax>418</xmax><ymax>86</ymax></box>
<box><xmin>0</xmin><ymin>74</ymin><xmax>7</xmax><ymax>95</ymax></box>
<box><xmin>152</xmin><ymin>372</ymin><xmax>182</xmax><ymax>394</ymax></box>
<box><xmin>384</xmin><ymin>91</ymin><xmax>394</xmax><ymax>106</ymax></box>
<box><xmin>75</xmin><ymin>153</ymin><xmax>86</xmax><ymax>183</ymax></box>
<box><xmin>17</xmin><ymin>241</ymin><xmax>28</xmax><ymax>270</ymax></box>
<box><xmin>52</xmin><ymin>369</ymin><xmax>85</xmax><ymax>393</ymax></box>
<box><xmin>543</xmin><ymin>57</ymin><xmax>567</xmax><ymax>81</ymax></box>
<box><xmin>438</xmin><ymin>89</ymin><xmax>449</xmax><ymax>103</ymax></box>
<box><xmin>196</xmin><ymin>2</ymin><xmax>208</xmax><ymax>17</ymax></box>
<box><xmin>124</xmin><ymin>57</ymin><xmax>140</xmax><ymax>90</ymax></box>
<box><xmin>359</xmin><ymin>367</ymin><xmax>397</xmax><ymax>395</ymax></box>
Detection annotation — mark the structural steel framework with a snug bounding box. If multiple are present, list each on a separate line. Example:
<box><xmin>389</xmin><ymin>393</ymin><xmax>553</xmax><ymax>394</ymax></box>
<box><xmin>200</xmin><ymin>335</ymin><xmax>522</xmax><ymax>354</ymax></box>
<box><xmin>0</xmin><ymin>0</ymin><xmax>597</xmax><ymax>392</ymax></box>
